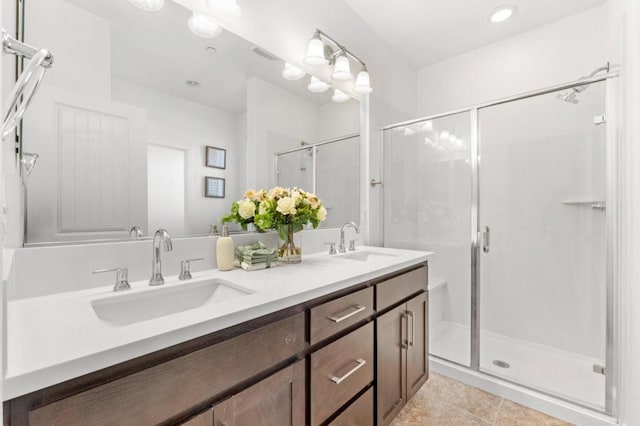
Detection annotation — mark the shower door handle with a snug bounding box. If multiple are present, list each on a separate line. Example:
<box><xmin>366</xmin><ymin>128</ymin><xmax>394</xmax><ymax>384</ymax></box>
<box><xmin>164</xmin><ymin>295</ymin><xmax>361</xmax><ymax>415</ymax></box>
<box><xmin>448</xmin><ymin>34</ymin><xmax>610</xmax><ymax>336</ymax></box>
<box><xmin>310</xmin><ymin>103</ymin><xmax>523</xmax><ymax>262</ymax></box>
<box><xmin>482</xmin><ymin>226</ymin><xmax>490</xmax><ymax>253</ymax></box>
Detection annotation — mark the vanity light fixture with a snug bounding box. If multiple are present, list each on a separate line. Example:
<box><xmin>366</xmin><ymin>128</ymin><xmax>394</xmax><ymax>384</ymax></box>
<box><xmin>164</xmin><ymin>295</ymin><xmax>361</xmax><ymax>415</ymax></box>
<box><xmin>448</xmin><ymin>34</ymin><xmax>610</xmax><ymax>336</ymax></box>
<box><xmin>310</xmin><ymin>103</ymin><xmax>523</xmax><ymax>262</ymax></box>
<box><xmin>332</xmin><ymin>53</ymin><xmax>352</xmax><ymax>81</ymax></box>
<box><xmin>308</xmin><ymin>76</ymin><xmax>330</xmax><ymax>93</ymax></box>
<box><xmin>205</xmin><ymin>0</ymin><xmax>242</xmax><ymax>21</ymax></box>
<box><xmin>489</xmin><ymin>5</ymin><xmax>516</xmax><ymax>23</ymax></box>
<box><xmin>331</xmin><ymin>88</ymin><xmax>350</xmax><ymax>103</ymax></box>
<box><xmin>128</xmin><ymin>0</ymin><xmax>165</xmax><ymax>11</ymax></box>
<box><xmin>303</xmin><ymin>29</ymin><xmax>372</xmax><ymax>94</ymax></box>
<box><xmin>282</xmin><ymin>62</ymin><xmax>306</xmax><ymax>80</ymax></box>
<box><xmin>304</xmin><ymin>33</ymin><xmax>328</xmax><ymax>66</ymax></box>
<box><xmin>188</xmin><ymin>13</ymin><xmax>223</xmax><ymax>38</ymax></box>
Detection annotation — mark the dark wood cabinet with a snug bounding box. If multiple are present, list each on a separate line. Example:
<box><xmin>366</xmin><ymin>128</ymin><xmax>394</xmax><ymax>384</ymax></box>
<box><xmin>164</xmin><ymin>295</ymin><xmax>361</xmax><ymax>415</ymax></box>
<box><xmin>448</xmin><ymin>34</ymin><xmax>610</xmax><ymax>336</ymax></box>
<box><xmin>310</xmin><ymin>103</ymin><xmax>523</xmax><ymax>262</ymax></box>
<box><xmin>212</xmin><ymin>360</ymin><xmax>305</xmax><ymax>426</ymax></box>
<box><xmin>376</xmin><ymin>292</ymin><xmax>429</xmax><ymax>426</ymax></box>
<box><xmin>7</xmin><ymin>263</ymin><xmax>429</xmax><ymax>426</ymax></box>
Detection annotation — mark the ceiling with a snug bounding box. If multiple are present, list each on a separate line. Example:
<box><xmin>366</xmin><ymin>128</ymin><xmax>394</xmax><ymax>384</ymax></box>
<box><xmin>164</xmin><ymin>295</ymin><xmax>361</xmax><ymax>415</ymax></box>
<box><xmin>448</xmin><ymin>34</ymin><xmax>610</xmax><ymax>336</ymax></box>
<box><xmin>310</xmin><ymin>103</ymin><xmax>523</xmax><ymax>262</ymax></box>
<box><xmin>343</xmin><ymin>0</ymin><xmax>606</xmax><ymax>69</ymax></box>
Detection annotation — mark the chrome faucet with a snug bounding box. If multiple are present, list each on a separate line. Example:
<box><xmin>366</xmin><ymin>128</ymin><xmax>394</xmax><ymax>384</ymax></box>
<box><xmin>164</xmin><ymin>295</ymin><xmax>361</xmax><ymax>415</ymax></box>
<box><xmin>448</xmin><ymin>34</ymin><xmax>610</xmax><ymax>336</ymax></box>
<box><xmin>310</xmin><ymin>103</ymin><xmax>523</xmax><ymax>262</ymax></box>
<box><xmin>129</xmin><ymin>226</ymin><xmax>143</xmax><ymax>240</ymax></box>
<box><xmin>339</xmin><ymin>222</ymin><xmax>360</xmax><ymax>253</ymax></box>
<box><xmin>149</xmin><ymin>229</ymin><xmax>172</xmax><ymax>286</ymax></box>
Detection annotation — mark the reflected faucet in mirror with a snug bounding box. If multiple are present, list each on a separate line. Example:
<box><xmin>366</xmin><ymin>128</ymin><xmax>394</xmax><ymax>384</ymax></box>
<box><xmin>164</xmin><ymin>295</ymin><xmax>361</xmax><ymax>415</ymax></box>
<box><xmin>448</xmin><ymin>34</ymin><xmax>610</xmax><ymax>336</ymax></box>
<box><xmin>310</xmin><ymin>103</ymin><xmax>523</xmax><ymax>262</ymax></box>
<box><xmin>129</xmin><ymin>226</ymin><xmax>144</xmax><ymax>240</ymax></box>
<box><xmin>339</xmin><ymin>221</ymin><xmax>360</xmax><ymax>253</ymax></box>
<box><xmin>150</xmin><ymin>229</ymin><xmax>172</xmax><ymax>286</ymax></box>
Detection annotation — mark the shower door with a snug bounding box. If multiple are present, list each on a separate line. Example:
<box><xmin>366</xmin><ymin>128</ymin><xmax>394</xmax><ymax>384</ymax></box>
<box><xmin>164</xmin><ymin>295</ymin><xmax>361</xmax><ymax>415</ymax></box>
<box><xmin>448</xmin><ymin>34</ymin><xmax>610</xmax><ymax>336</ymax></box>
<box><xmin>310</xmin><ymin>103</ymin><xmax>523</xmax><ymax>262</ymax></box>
<box><xmin>477</xmin><ymin>81</ymin><xmax>608</xmax><ymax>410</ymax></box>
<box><xmin>383</xmin><ymin>112</ymin><xmax>473</xmax><ymax>367</ymax></box>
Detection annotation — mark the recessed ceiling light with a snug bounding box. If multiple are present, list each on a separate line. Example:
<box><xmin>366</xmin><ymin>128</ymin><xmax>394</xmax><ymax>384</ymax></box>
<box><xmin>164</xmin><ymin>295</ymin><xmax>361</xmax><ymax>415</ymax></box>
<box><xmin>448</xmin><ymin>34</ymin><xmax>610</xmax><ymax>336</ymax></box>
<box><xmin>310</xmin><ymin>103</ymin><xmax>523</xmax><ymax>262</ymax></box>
<box><xmin>205</xmin><ymin>46</ymin><xmax>217</xmax><ymax>55</ymax></box>
<box><xmin>186</xmin><ymin>80</ymin><xmax>201</xmax><ymax>87</ymax></box>
<box><xmin>490</xmin><ymin>5</ymin><xmax>516</xmax><ymax>23</ymax></box>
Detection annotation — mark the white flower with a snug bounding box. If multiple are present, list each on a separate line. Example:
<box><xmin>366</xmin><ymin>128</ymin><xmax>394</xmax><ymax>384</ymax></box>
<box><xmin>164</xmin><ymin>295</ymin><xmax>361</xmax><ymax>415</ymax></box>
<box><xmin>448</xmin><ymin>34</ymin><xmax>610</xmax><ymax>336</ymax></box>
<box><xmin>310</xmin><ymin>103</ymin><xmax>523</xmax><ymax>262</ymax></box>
<box><xmin>291</xmin><ymin>190</ymin><xmax>301</xmax><ymax>204</ymax></box>
<box><xmin>238</xmin><ymin>199</ymin><xmax>256</xmax><ymax>219</ymax></box>
<box><xmin>244</xmin><ymin>189</ymin><xmax>256</xmax><ymax>200</ymax></box>
<box><xmin>317</xmin><ymin>205</ymin><xmax>327</xmax><ymax>221</ymax></box>
<box><xmin>276</xmin><ymin>197</ymin><xmax>297</xmax><ymax>215</ymax></box>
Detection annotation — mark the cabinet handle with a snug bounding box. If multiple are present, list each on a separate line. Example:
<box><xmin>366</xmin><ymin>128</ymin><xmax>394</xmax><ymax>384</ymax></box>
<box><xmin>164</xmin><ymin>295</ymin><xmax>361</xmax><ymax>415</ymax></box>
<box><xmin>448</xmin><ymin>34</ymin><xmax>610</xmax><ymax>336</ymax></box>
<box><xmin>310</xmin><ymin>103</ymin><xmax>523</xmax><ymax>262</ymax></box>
<box><xmin>407</xmin><ymin>310</ymin><xmax>415</xmax><ymax>348</ymax></box>
<box><xmin>329</xmin><ymin>358</ymin><xmax>367</xmax><ymax>384</ymax></box>
<box><xmin>328</xmin><ymin>304</ymin><xmax>366</xmax><ymax>323</ymax></box>
<box><xmin>482</xmin><ymin>226</ymin><xmax>490</xmax><ymax>253</ymax></box>
<box><xmin>401</xmin><ymin>312</ymin><xmax>409</xmax><ymax>349</ymax></box>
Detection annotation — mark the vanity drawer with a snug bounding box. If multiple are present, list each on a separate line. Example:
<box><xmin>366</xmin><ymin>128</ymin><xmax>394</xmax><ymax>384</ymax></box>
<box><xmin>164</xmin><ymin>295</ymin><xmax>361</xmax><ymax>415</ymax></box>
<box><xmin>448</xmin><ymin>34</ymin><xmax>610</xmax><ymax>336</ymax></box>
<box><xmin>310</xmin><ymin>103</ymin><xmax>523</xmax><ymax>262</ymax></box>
<box><xmin>310</xmin><ymin>287</ymin><xmax>374</xmax><ymax>345</ymax></box>
<box><xmin>328</xmin><ymin>387</ymin><xmax>373</xmax><ymax>426</ymax></box>
<box><xmin>376</xmin><ymin>266</ymin><xmax>427</xmax><ymax>311</ymax></box>
<box><xmin>28</xmin><ymin>313</ymin><xmax>305</xmax><ymax>426</ymax></box>
<box><xmin>310</xmin><ymin>322</ymin><xmax>373</xmax><ymax>425</ymax></box>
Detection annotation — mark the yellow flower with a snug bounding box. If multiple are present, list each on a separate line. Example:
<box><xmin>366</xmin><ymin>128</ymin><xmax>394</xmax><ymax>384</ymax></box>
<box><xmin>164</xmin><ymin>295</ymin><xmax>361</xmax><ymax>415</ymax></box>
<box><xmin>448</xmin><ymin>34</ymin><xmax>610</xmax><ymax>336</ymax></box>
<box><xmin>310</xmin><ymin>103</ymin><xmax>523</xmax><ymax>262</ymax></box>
<box><xmin>244</xmin><ymin>189</ymin><xmax>256</xmax><ymax>200</ymax></box>
<box><xmin>307</xmin><ymin>194</ymin><xmax>320</xmax><ymax>209</ymax></box>
<box><xmin>255</xmin><ymin>189</ymin><xmax>267</xmax><ymax>201</ymax></box>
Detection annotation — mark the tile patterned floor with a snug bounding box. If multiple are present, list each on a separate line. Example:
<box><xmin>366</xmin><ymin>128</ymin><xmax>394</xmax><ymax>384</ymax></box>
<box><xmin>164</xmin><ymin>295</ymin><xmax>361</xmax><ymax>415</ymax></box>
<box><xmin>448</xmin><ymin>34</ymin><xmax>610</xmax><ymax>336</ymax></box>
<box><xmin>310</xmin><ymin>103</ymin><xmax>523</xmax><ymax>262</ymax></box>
<box><xmin>391</xmin><ymin>373</ymin><xmax>573</xmax><ymax>426</ymax></box>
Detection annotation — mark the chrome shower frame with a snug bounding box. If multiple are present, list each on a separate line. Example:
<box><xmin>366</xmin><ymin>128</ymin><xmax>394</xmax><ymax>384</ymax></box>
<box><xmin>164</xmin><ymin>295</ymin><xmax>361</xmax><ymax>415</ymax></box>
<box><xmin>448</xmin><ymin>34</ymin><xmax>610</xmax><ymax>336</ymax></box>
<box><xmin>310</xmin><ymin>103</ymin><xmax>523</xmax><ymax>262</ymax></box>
<box><xmin>381</xmin><ymin>71</ymin><xmax>620</xmax><ymax>418</ymax></box>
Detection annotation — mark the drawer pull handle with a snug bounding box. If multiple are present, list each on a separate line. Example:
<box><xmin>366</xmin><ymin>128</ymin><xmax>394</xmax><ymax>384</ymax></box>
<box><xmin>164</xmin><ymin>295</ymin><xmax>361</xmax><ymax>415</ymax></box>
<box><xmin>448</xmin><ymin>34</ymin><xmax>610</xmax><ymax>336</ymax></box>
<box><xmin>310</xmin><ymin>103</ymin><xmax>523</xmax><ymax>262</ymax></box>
<box><xmin>328</xmin><ymin>304</ymin><xmax>366</xmax><ymax>323</ymax></box>
<box><xmin>329</xmin><ymin>358</ymin><xmax>367</xmax><ymax>384</ymax></box>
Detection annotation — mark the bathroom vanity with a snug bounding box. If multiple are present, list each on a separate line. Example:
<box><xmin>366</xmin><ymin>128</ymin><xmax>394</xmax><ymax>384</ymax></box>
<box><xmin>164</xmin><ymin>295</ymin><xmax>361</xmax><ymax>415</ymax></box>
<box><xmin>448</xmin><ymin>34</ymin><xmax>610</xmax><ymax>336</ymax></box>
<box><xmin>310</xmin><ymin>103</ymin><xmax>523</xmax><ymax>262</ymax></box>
<box><xmin>3</xmin><ymin>247</ymin><xmax>430</xmax><ymax>425</ymax></box>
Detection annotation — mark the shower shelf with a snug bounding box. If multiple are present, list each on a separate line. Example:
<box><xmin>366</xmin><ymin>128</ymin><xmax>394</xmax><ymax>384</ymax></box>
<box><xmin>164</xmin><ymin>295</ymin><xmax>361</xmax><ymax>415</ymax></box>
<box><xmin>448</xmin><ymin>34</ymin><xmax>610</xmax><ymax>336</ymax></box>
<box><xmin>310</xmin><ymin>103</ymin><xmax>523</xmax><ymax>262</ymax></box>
<box><xmin>428</xmin><ymin>277</ymin><xmax>447</xmax><ymax>291</ymax></box>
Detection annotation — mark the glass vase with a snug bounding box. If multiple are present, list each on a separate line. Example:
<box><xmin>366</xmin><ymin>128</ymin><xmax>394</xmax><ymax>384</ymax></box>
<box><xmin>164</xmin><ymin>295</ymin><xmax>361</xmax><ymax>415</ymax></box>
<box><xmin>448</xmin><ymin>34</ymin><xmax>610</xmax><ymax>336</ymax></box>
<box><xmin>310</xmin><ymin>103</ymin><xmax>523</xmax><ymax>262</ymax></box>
<box><xmin>277</xmin><ymin>223</ymin><xmax>302</xmax><ymax>264</ymax></box>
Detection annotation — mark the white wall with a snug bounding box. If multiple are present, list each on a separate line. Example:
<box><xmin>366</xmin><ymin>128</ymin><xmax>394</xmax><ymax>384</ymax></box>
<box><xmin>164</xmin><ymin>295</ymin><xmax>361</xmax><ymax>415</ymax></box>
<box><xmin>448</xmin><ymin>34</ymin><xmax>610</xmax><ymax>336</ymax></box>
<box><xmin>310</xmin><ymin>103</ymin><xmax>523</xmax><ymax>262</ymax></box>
<box><xmin>112</xmin><ymin>79</ymin><xmax>241</xmax><ymax>235</ymax></box>
<box><xmin>416</xmin><ymin>6</ymin><xmax>608</xmax><ymax>116</ymax></box>
<box><xmin>606</xmin><ymin>0</ymin><xmax>640</xmax><ymax>423</ymax></box>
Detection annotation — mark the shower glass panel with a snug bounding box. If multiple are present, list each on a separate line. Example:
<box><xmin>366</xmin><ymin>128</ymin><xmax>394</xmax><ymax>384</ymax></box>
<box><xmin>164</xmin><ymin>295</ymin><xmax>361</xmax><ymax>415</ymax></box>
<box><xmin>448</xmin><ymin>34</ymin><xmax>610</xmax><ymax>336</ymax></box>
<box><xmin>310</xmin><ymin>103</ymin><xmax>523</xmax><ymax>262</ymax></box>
<box><xmin>275</xmin><ymin>149</ymin><xmax>313</xmax><ymax>190</ymax></box>
<box><xmin>477</xmin><ymin>81</ymin><xmax>607</xmax><ymax>410</ymax></box>
<box><xmin>383</xmin><ymin>112</ymin><xmax>472</xmax><ymax>366</ymax></box>
<box><xmin>316</xmin><ymin>135</ymin><xmax>360</xmax><ymax>228</ymax></box>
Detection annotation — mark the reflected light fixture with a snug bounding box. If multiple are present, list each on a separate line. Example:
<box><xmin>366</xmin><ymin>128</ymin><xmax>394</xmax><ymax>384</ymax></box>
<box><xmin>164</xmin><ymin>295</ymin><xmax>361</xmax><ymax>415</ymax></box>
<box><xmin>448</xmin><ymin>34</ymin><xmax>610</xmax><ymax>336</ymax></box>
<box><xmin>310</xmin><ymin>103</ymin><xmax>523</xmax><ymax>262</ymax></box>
<box><xmin>205</xmin><ymin>0</ymin><xmax>242</xmax><ymax>20</ymax></box>
<box><xmin>302</xmin><ymin>29</ymin><xmax>372</xmax><ymax>94</ymax></box>
<box><xmin>188</xmin><ymin>13</ymin><xmax>222</xmax><ymax>38</ymax></box>
<box><xmin>332</xmin><ymin>88</ymin><xmax>350</xmax><ymax>103</ymax></box>
<box><xmin>282</xmin><ymin>62</ymin><xmax>306</xmax><ymax>80</ymax></box>
<box><xmin>439</xmin><ymin>130</ymin><xmax>450</xmax><ymax>140</ymax></box>
<box><xmin>307</xmin><ymin>76</ymin><xmax>330</xmax><ymax>93</ymax></box>
<box><xmin>490</xmin><ymin>5</ymin><xmax>516</xmax><ymax>23</ymax></box>
<box><xmin>403</xmin><ymin>127</ymin><xmax>416</xmax><ymax>136</ymax></box>
<box><xmin>422</xmin><ymin>120</ymin><xmax>433</xmax><ymax>132</ymax></box>
<box><xmin>354</xmin><ymin>68</ymin><xmax>372</xmax><ymax>94</ymax></box>
<box><xmin>304</xmin><ymin>34</ymin><xmax>328</xmax><ymax>66</ymax></box>
<box><xmin>128</xmin><ymin>0</ymin><xmax>165</xmax><ymax>11</ymax></box>
<box><xmin>332</xmin><ymin>53</ymin><xmax>352</xmax><ymax>81</ymax></box>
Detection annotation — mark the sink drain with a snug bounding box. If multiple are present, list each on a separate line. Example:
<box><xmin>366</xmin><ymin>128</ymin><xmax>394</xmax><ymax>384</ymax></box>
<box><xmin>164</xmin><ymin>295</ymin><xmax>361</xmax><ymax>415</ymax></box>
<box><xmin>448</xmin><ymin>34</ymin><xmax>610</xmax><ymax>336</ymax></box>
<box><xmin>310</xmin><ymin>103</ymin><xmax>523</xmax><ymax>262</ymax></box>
<box><xmin>492</xmin><ymin>360</ymin><xmax>510</xmax><ymax>369</ymax></box>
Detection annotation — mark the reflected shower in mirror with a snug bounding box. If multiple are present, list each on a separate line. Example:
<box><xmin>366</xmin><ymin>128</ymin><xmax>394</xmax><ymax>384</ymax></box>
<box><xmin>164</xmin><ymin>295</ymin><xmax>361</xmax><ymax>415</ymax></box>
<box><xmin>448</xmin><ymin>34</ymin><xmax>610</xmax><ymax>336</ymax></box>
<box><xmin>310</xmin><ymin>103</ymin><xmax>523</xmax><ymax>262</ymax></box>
<box><xmin>275</xmin><ymin>134</ymin><xmax>360</xmax><ymax>229</ymax></box>
<box><xmin>19</xmin><ymin>0</ymin><xmax>359</xmax><ymax>245</ymax></box>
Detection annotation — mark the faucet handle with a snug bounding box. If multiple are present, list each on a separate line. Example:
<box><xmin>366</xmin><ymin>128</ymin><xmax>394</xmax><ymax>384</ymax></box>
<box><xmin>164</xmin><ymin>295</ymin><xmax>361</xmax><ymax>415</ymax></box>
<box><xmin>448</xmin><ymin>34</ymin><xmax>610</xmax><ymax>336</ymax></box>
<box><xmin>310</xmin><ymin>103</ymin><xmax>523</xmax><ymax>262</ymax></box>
<box><xmin>179</xmin><ymin>258</ymin><xmax>204</xmax><ymax>280</ymax></box>
<box><xmin>349</xmin><ymin>239</ymin><xmax>358</xmax><ymax>251</ymax></box>
<box><xmin>94</xmin><ymin>267</ymin><xmax>131</xmax><ymax>292</ymax></box>
<box><xmin>324</xmin><ymin>242</ymin><xmax>337</xmax><ymax>255</ymax></box>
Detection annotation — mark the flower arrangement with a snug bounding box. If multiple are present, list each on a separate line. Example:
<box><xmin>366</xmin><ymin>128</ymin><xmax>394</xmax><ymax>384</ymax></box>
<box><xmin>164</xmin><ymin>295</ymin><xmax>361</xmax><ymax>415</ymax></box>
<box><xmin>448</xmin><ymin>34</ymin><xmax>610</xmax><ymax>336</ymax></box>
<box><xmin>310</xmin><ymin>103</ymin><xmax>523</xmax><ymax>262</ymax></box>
<box><xmin>222</xmin><ymin>187</ymin><xmax>327</xmax><ymax>263</ymax></box>
<box><xmin>221</xmin><ymin>186</ymin><xmax>327</xmax><ymax>232</ymax></box>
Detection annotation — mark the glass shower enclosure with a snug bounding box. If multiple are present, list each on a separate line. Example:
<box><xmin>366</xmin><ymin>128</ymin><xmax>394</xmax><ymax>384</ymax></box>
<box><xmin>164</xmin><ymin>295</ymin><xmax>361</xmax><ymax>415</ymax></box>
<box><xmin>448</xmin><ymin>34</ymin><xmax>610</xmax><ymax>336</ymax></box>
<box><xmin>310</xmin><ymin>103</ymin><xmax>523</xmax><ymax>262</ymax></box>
<box><xmin>382</xmin><ymin>74</ymin><xmax>617</xmax><ymax>415</ymax></box>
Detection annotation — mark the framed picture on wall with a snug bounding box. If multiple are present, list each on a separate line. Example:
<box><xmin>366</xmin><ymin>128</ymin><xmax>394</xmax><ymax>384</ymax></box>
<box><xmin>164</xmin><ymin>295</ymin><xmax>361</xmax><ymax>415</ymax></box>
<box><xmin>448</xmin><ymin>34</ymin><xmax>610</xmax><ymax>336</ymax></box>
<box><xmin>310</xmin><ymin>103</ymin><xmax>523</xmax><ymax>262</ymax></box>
<box><xmin>206</xmin><ymin>146</ymin><xmax>226</xmax><ymax>169</ymax></box>
<box><xmin>205</xmin><ymin>177</ymin><xmax>225</xmax><ymax>198</ymax></box>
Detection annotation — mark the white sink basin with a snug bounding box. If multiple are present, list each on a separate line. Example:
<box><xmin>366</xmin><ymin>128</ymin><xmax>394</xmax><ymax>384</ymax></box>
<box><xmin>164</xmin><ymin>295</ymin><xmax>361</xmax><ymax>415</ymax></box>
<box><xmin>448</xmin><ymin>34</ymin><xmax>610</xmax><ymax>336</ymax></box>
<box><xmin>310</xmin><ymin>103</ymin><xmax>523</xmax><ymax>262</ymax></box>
<box><xmin>335</xmin><ymin>250</ymin><xmax>399</xmax><ymax>262</ymax></box>
<box><xmin>91</xmin><ymin>279</ymin><xmax>253</xmax><ymax>326</ymax></box>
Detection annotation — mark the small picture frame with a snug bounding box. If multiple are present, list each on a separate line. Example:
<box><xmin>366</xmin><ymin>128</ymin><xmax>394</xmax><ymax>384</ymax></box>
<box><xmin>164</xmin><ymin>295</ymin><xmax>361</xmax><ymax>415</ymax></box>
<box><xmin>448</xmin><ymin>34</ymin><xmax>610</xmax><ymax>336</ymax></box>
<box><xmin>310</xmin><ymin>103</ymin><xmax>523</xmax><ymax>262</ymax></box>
<box><xmin>206</xmin><ymin>146</ymin><xmax>226</xmax><ymax>169</ymax></box>
<box><xmin>205</xmin><ymin>177</ymin><xmax>225</xmax><ymax>198</ymax></box>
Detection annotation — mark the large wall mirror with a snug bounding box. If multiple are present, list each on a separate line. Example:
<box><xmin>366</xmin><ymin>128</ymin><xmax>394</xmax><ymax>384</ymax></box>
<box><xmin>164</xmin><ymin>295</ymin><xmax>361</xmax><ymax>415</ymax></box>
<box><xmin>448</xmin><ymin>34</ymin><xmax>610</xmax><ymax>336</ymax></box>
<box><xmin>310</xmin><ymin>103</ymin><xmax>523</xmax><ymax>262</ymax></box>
<box><xmin>18</xmin><ymin>0</ymin><xmax>360</xmax><ymax>245</ymax></box>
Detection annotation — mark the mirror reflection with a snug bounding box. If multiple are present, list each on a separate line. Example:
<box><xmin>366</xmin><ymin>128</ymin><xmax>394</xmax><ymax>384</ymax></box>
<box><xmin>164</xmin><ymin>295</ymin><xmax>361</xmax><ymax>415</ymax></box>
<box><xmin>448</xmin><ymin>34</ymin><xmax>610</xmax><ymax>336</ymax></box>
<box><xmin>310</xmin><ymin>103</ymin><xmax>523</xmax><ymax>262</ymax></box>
<box><xmin>20</xmin><ymin>0</ymin><xmax>359</xmax><ymax>245</ymax></box>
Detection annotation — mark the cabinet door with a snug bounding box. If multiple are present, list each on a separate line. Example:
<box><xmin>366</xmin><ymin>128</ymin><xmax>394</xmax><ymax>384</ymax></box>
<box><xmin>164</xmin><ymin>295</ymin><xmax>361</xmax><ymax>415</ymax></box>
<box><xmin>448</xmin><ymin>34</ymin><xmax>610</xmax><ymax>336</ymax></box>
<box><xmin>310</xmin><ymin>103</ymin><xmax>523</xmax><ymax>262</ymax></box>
<box><xmin>212</xmin><ymin>360</ymin><xmax>305</xmax><ymax>426</ymax></box>
<box><xmin>406</xmin><ymin>292</ymin><xmax>429</xmax><ymax>399</ymax></box>
<box><xmin>376</xmin><ymin>304</ymin><xmax>407</xmax><ymax>426</ymax></box>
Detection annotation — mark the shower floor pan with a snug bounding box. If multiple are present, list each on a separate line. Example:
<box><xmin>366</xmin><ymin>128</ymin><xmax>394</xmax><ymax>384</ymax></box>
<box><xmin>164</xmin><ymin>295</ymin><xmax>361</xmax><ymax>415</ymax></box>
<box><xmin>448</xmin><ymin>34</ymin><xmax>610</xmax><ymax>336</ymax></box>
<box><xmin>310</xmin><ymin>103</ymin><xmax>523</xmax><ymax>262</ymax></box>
<box><xmin>430</xmin><ymin>320</ymin><xmax>605</xmax><ymax>410</ymax></box>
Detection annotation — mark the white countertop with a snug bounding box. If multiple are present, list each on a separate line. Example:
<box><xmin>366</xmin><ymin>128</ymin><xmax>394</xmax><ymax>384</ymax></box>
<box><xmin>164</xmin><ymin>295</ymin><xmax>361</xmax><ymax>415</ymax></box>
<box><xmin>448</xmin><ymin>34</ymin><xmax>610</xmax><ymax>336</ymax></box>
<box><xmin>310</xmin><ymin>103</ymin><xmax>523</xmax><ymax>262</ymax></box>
<box><xmin>4</xmin><ymin>246</ymin><xmax>431</xmax><ymax>400</ymax></box>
